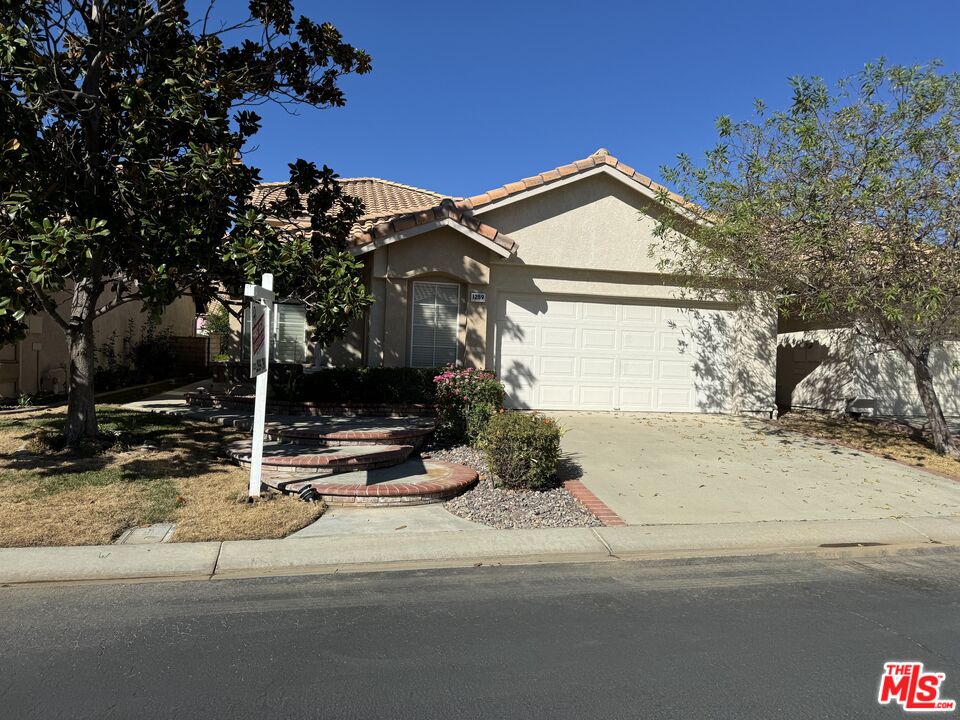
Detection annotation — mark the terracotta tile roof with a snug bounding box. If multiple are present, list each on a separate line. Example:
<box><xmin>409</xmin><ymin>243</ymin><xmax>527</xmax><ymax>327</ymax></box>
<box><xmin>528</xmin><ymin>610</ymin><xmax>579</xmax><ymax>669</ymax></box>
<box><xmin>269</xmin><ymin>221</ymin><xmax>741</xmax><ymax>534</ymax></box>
<box><xmin>354</xmin><ymin>198</ymin><xmax>517</xmax><ymax>254</ymax></box>
<box><xmin>251</xmin><ymin>149</ymin><xmax>690</xmax><ymax>256</ymax></box>
<box><xmin>251</xmin><ymin>177</ymin><xmax>456</xmax><ymax>237</ymax></box>
<box><xmin>338</xmin><ymin>177</ymin><xmax>452</xmax><ymax>222</ymax></box>
<box><xmin>459</xmin><ymin>147</ymin><xmax>696</xmax><ymax>212</ymax></box>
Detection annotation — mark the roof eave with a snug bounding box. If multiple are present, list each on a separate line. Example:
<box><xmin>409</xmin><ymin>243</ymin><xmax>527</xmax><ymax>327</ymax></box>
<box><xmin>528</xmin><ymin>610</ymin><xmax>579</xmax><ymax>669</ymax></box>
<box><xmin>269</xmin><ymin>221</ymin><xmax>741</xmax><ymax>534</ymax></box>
<box><xmin>350</xmin><ymin>217</ymin><xmax>515</xmax><ymax>258</ymax></box>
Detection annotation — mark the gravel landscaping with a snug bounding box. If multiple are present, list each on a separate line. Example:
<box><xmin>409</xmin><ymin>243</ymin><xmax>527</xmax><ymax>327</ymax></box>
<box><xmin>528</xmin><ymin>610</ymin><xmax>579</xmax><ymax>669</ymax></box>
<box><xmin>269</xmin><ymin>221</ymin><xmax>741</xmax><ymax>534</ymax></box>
<box><xmin>425</xmin><ymin>444</ymin><xmax>601</xmax><ymax>529</ymax></box>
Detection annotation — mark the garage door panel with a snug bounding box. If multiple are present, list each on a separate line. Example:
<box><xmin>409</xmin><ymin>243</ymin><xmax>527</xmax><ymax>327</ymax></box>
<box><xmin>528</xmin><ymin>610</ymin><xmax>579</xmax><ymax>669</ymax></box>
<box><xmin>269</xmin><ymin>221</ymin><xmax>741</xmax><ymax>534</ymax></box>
<box><xmin>505</xmin><ymin>299</ymin><xmax>540</xmax><ymax>319</ymax></box>
<box><xmin>657</xmin><ymin>332</ymin><xmax>687</xmax><ymax>354</ymax></box>
<box><xmin>541</xmin><ymin>356</ymin><xmax>576</xmax><ymax>378</ymax></box>
<box><xmin>579</xmin><ymin>385</ymin><xmax>615</xmax><ymax>408</ymax></box>
<box><xmin>622</xmin><ymin>305</ymin><xmax>657</xmax><ymax>324</ymax></box>
<box><xmin>500</xmin><ymin>355</ymin><xmax>539</xmax><ymax>385</ymax></box>
<box><xmin>505</xmin><ymin>387</ymin><xmax>536</xmax><ymax>409</ymax></box>
<box><xmin>541</xmin><ymin>327</ymin><xmax>577</xmax><ymax>349</ymax></box>
<box><xmin>545</xmin><ymin>299</ymin><xmax>577</xmax><ymax>318</ymax></box>
<box><xmin>581</xmin><ymin>357</ymin><xmax>616</xmax><ymax>379</ymax></box>
<box><xmin>581</xmin><ymin>303</ymin><xmax>619</xmax><ymax>321</ymax></box>
<box><xmin>619</xmin><ymin>387</ymin><xmax>654</xmax><ymax>410</ymax></box>
<box><xmin>658</xmin><ymin>360</ymin><xmax>693</xmax><ymax>381</ymax></box>
<box><xmin>660</xmin><ymin>307</ymin><xmax>687</xmax><ymax>323</ymax></box>
<box><xmin>656</xmin><ymin>387</ymin><xmax>694</xmax><ymax>411</ymax></box>
<box><xmin>500</xmin><ymin>320</ymin><xmax>535</xmax><ymax>346</ymax></box>
<box><xmin>498</xmin><ymin>295</ymin><xmax>733</xmax><ymax>412</ymax></box>
<box><xmin>582</xmin><ymin>328</ymin><xmax>616</xmax><ymax>351</ymax></box>
<box><xmin>622</xmin><ymin>330</ymin><xmax>656</xmax><ymax>352</ymax></box>
<box><xmin>621</xmin><ymin>359</ymin><xmax>655</xmax><ymax>380</ymax></box>
<box><xmin>540</xmin><ymin>384</ymin><xmax>576</xmax><ymax>407</ymax></box>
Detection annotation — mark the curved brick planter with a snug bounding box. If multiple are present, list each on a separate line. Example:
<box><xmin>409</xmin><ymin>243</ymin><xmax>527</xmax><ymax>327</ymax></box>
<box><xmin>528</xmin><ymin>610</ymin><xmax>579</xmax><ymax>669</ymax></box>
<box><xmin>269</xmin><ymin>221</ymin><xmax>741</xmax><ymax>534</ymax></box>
<box><xmin>227</xmin><ymin>441</ymin><xmax>414</xmax><ymax>476</ymax></box>
<box><xmin>274</xmin><ymin>460</ymin><xmax>478</xmax><ymax>507</ymax></box>
<box><xmin>266</xmin><ymin>420</ymin><xmax>435</xmax><ymax>450</ymax></box>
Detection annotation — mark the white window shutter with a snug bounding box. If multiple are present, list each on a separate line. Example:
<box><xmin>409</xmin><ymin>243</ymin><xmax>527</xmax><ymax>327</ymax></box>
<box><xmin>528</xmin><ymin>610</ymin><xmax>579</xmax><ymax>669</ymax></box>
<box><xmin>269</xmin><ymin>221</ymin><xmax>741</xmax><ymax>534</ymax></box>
<box><xmin>273</xmin><ymin>304</ymin><xmax>307</xmax><ymax>364</ymax></box>
<box><xmin>410</xmin><ymin>282</ymin><xmax>459</xmax><ymax>368</ymax></box>
<box><xmin>242</xmin><ymin>303</ymin><xmax>306</xmax><ymax>364</ymax></box>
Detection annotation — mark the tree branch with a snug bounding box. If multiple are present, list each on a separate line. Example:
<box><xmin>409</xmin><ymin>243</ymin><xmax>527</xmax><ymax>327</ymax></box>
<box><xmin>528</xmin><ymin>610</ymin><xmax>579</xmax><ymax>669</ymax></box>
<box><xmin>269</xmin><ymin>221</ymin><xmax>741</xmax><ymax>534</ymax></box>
<box><xmin>29</xmin><ymin>284</ymin><xmax>70</xmax><ymax>331</ymax></box>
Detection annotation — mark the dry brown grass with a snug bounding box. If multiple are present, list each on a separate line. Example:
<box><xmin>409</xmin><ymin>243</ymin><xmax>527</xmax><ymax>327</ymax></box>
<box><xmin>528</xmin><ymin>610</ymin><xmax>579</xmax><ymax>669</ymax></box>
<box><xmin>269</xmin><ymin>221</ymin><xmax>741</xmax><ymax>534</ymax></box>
<box><xmin>0</xmin><ymin>406</ymin><xmax>322</xmax><ymax>547</ymax></box>
<box><xmin>774</xmin><ymin>410</ymin><xmax>960</xmax><ymax>481</ymax></box>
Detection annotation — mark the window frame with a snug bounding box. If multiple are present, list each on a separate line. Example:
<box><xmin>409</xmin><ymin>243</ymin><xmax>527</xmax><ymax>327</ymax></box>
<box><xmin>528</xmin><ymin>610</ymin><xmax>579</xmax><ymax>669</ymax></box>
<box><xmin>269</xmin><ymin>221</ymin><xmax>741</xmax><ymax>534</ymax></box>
<box><xmin>409</xmin><ymin>281</ymin><xmax>461</xmax><ymax>368</ymax></box>
<box><xmin>242</xmin><ymin>301</ymin><xmax>307</xmax><ymax>364</ymax></box>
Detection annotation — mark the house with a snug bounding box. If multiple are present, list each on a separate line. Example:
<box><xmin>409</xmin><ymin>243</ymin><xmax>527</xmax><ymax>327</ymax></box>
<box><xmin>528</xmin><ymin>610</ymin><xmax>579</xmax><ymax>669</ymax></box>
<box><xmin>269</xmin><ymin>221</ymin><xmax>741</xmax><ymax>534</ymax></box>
<box><xmin>253</xmin><ymin>148</ymin><xmax>779</xmax><ymax>415</ymax></box>
<box><xmin>0</xmin><ymin>291</ymin><xmax>198</xmax><ymax>398</ymax></box>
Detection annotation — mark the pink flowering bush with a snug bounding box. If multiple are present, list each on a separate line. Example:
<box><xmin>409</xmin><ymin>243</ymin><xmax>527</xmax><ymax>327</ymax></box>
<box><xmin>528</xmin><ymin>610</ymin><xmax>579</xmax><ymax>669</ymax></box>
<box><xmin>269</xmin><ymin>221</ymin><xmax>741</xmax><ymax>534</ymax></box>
<box><xmin>433</xmin><ymin>365</ymin><xmax>505</xmax><ymax>445</ymax></box>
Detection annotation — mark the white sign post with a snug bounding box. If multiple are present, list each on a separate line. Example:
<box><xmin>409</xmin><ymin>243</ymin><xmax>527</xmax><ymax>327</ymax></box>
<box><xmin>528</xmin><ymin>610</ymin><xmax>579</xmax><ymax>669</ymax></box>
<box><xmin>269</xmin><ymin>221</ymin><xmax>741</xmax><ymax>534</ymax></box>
<box><xmin>244</xmin><ymin>273</ymin><xmax>275</xmax><ymax>498</ymax></box>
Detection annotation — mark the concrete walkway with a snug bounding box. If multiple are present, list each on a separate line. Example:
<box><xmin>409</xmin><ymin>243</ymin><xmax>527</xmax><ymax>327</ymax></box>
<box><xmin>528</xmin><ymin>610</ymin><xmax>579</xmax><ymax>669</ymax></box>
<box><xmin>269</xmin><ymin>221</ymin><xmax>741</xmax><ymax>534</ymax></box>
<box><xmin>554</xmin><ymin>412</ymin><xmax>960</xmax><ymax>526</ymax></box>
<box><xmin>290</xmin><ymin>505</ymin><xmax>488</xmax><ymax>537</ymax></box>
<box><xmin>121</xmin><ymin>380</ymin><xmax>210</xmax><ymax>413</ymax></box>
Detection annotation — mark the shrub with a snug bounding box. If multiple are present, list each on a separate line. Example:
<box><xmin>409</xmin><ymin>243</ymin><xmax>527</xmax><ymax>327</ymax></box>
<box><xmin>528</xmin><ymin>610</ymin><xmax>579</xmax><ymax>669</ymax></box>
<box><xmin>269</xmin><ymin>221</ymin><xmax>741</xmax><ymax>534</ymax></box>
<box><xmin>481</xmin><ymin>411</ymin><xmax>563</xmax><ymax>490</ymax></box>
<box><xmin>130</xmin><ymin>324</ymin><xmax>177</xmax><ymax>381</ymax></box>
<box><xmin>434</xmin><ymin>366</ymin><xmax>504</xmax><ymax>445</ymax></box>
<box><xmin>286</xmin><ymin>367</ymin><xmax>440</xmax><ymax>404</ymax></box>
<box><xmin>94</xmin><ymin>320</ymin><xmax>178</xmax><ymax>390</ymax></box>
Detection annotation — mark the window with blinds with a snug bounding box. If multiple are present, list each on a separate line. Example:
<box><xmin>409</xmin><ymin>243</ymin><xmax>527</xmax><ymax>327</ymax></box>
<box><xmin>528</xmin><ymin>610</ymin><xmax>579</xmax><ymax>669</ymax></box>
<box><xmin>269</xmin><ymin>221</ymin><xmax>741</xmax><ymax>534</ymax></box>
<box><xmin>242</xmin><ymin>302</ymin><xmax>307</xmax><ymax>364</ymax></box>
<box><xmin>410</xmin><ymin>282</ymin><xmax>460</xmax><ymax>368</ymax></box>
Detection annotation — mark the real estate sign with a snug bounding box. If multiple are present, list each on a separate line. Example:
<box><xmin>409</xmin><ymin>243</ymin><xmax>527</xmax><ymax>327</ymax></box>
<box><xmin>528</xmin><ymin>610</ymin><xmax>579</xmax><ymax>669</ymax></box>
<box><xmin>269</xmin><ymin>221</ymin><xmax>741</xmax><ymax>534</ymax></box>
<box><xmin>250</xmin><ymin>303</ymin><xmax>268</xmax><ymax>378</ymax></box>
<box><xmin>244</xmin><ymin>274</ymin><xmax>275</xmax><ymax>498</ymax></box>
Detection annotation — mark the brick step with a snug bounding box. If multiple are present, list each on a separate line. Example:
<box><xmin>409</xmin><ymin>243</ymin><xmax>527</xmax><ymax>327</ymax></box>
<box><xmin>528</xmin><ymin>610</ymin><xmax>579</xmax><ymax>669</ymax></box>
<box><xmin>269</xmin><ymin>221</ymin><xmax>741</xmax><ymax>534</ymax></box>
<box><xmin>271</xmin><ymin>459</ymin><xmax>478</xmax><ymax>507</ymax></box>
<box><xmin>227</xmin><ymin>441</ymin><xmax>414</xmax><ymax>476</ymax></box>
<box><xmin>264</xmin><ymin>417</ymin><xmax>435</xmax><ymax>449</ymax></box>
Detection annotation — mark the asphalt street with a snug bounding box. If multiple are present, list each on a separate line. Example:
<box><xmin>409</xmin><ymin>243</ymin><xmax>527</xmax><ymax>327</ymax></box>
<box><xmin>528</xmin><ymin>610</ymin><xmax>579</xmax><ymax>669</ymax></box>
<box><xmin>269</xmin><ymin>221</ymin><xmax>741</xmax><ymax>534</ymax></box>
<box><xmin>1</xmin><ymin>549</ymin><xmax>959</xmax><ymax>719</ymax></box>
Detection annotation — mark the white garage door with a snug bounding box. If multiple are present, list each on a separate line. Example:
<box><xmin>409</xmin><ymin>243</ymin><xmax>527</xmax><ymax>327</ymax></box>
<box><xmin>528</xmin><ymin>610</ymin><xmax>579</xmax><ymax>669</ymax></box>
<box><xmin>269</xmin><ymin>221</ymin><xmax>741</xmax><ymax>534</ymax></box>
<box><xmin>497</xmin><ymin>295</ymin><xmax>735</xmax><ymax>412</ymax></box>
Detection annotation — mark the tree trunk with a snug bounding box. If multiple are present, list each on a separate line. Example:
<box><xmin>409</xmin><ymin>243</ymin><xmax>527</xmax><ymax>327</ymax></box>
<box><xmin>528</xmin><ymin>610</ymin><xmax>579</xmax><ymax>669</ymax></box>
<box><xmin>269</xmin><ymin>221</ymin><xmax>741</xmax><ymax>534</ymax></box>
<box><xmin>63</xmin><ymin>278</ymin><xmax>100</xmax><ymax>444</ymax></box>
<box><xmin>63</xmin><ymin>320</ymin><xmax>98</xmax><ymax>443</ymax></box>
<box><xmin>910</xmin><ymin>349</ymin><xmax>959</xmax><ymax>459</ymax></box>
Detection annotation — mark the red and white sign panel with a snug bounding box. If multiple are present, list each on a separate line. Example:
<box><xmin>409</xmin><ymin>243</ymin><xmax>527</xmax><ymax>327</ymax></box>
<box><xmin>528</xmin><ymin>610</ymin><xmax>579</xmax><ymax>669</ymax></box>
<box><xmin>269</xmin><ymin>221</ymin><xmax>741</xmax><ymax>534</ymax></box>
<box><xmin>250</xmin><ymin>304</ymin><xmax>268</xmax><ymax>378</ymax></box>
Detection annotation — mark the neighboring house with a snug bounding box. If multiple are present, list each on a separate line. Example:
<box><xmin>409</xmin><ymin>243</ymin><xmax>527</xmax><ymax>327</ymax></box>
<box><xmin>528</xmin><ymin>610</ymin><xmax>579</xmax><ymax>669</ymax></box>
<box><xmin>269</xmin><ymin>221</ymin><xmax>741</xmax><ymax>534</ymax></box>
<box><xmin>777</xmin><ymin>323</ymin><xmax>960</xmax><ymax>416</ymax></box>
<box><xmin>0</xmin><ymin>291</ymin><xmax>197</xmax><ymax>398</ymax></box>
<box><xmin>252</xmin><ymin>149</ymin><xmax>779</xmax><ymax>415</ymax></box>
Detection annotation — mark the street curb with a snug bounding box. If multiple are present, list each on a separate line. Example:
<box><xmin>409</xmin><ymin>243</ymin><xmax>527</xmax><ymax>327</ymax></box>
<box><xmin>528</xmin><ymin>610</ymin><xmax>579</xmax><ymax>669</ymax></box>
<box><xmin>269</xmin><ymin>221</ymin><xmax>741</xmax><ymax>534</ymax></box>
<box><xmin>0</xmin><ymin>542</ymin><xmax>221</xmax><ymax>585</ymax></box>
<box><xmin>1</xmin><ymin>517</ymin><xmax>958</xmax><ymax>586</ymax></box>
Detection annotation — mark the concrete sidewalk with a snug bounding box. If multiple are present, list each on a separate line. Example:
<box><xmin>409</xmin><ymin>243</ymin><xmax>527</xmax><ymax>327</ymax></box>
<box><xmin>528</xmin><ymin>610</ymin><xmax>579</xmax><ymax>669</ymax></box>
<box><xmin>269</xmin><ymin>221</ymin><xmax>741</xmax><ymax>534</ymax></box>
<box><xmin>2</xmin><ymin>516</ymin><xmax>960</xmax><ymax>586</ymax></box>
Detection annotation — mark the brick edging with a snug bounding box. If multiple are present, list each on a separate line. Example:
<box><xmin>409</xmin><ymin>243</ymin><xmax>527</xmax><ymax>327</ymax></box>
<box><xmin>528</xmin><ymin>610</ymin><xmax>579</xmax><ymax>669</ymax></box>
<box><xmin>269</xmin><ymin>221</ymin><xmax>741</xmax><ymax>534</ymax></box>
<box><xmin>562</xmin><ymin>479</ymin><xmax>626</xmax><ymax>527</ymax></box>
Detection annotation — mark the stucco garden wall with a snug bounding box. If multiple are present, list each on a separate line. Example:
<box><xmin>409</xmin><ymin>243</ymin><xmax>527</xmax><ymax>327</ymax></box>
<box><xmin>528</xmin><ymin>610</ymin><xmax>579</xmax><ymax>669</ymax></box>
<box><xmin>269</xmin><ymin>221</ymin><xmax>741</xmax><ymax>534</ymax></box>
<box><xmin>1</xmin><ymin>290</ymin><xmax>197</xmax><ymax>397</ymax></box>
<box><xmin>778</xmin><ymin>329</ymin><xmax>960</xmax><ymax>416</ymax></box>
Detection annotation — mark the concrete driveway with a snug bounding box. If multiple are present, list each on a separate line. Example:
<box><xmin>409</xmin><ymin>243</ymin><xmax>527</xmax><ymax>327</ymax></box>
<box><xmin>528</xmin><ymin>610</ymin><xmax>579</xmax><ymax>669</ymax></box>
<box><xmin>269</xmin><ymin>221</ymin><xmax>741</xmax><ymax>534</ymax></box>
<box><xmin>554</xmin><ymin>412</ymin><xmax>960</xmax><ymax>526</ymax></box>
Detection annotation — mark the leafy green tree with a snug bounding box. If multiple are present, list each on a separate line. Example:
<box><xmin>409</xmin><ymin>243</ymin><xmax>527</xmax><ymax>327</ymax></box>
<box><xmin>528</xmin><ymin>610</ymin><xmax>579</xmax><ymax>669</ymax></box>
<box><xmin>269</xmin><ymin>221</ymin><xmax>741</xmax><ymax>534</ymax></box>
<box><xmin>202</xmin><ymin>300</ymin><xmax>232</xmax><ymax>356</ymax></box>
<box><xmin>655</xmin><ymin>61</ymin><xmax>960</xmax><ymax>457</ymax></box>
<box><xmin>0</xmin><ymin>0</ymin><xmax>373</xmax><ymax>442</ymax></box>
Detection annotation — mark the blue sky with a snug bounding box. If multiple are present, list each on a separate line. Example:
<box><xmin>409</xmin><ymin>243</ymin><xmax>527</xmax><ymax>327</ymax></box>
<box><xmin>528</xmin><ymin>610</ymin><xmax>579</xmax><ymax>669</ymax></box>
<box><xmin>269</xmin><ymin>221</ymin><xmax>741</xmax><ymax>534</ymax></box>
<box><xmin>211</xmin><ymin>0</ymin><xmax>960</xmax><ymax>197</ymax></box>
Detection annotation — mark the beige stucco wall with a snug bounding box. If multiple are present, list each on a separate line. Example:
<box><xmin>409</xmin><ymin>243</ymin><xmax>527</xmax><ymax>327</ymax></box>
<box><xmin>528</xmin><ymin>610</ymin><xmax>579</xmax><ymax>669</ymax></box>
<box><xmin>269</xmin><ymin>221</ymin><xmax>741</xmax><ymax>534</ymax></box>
<box><xmin>0</xmin><ymin>290</ymin><xmax>197</xmax><ymax>397</ymax></box>
<box><xmin>319</xmin><ymin>227</ymin><xmax>498</xmax><ymax>369</ymax></box>
<box><xmin>312</xmin><ymin>172</ymin><xmax>778</xmax><ymax>413</ymax></box>
<box><xmin>478</xmin><ymin>171</ymin><xmax>675</xmax><ymax>274</ymax></box>
<box><xmin>779</xmin><ymin>329</ymin><xmax>960</xmax><ymax>416</ymax></box>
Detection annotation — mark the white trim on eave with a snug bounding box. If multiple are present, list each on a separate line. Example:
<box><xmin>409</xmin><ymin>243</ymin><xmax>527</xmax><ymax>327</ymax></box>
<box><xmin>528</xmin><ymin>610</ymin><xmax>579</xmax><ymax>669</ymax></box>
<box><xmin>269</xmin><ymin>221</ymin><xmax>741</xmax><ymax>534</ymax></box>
<box><xmin>350</xmin><ymin>217</ymin><xmax>512</xmax><ymax>258</ymax></box>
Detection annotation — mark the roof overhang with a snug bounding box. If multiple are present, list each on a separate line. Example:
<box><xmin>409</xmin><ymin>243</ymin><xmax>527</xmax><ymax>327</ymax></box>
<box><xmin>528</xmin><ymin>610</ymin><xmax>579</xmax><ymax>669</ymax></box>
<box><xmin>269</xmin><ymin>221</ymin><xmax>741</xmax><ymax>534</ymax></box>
<box><xmin>350</xmin><ymin>217</ymin><xmax>515</xmax><ymax>258</ymax></box>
